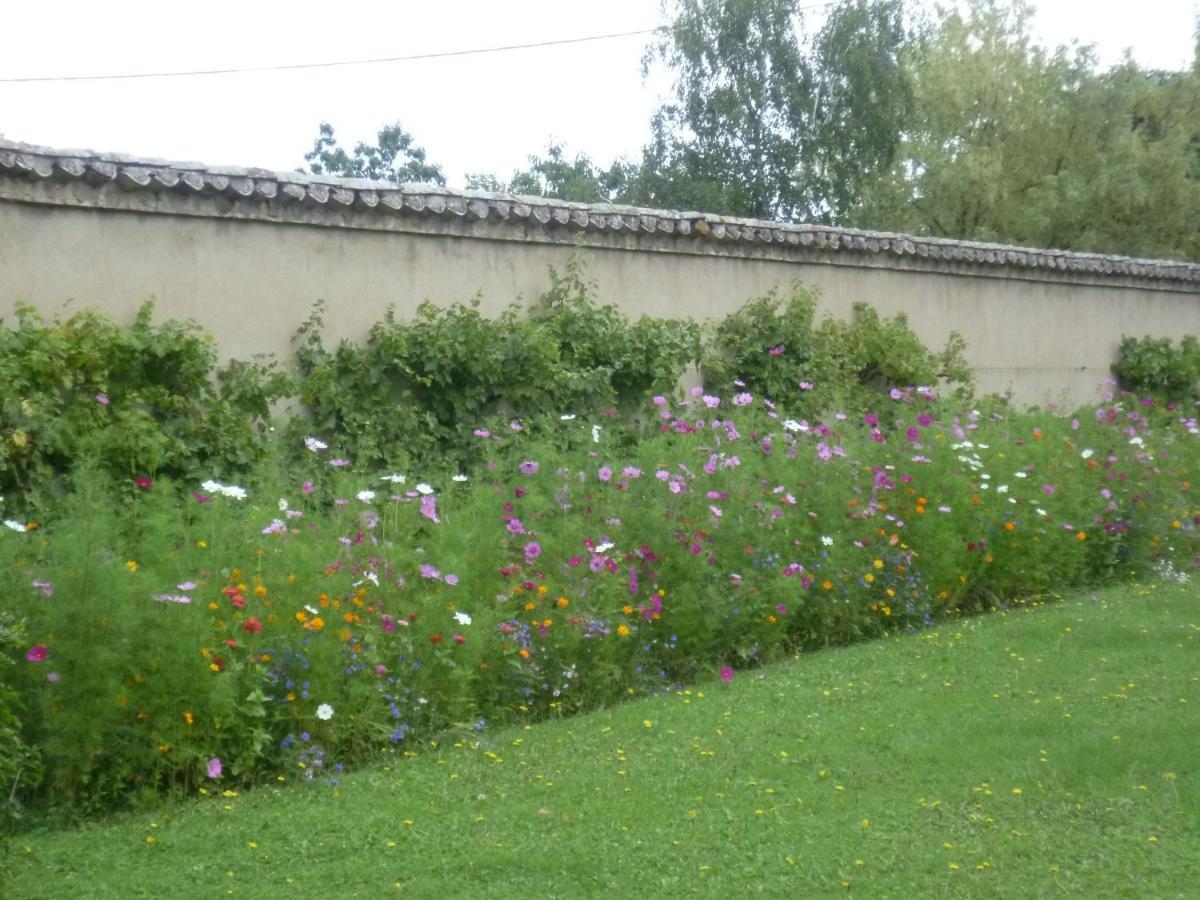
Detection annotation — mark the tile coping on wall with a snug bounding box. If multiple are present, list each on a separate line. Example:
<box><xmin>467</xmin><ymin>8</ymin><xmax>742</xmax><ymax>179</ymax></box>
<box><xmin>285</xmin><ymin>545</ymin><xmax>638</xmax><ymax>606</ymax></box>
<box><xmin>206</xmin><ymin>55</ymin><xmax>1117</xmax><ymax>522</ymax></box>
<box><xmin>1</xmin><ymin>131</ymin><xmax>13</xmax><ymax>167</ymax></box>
<box><xmin>2</xmin><ymin>137</ymin><xmax>1199</xmax><ymax>289</ymax></box>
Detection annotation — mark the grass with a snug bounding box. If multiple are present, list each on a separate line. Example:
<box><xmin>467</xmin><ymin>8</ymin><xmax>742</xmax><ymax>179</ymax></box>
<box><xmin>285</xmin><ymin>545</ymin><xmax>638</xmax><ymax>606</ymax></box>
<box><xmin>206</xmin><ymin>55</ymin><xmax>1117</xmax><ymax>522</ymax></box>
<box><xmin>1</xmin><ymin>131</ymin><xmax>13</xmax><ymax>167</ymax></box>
<box><xmin>7</xmin><ymin>580</ymin><xmax>1198</xmax><ymax>898</ymax></box>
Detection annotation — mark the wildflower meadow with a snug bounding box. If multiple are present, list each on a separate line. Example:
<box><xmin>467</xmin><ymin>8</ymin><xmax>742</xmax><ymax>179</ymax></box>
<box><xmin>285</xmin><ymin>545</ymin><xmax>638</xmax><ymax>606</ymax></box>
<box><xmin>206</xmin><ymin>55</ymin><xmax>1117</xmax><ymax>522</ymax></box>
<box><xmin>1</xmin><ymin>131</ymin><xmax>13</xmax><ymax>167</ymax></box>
<box><xmin>2</xmin><ymin>379</ymin><xmax>1196</xmax><ymax>830</ymax></box>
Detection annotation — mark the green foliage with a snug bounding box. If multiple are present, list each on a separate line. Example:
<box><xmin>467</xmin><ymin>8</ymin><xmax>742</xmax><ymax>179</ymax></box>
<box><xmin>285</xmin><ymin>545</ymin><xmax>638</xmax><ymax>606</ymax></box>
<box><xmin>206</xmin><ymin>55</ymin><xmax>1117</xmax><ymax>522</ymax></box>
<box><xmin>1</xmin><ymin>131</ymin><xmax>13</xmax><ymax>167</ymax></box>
<box><xmin>304</xmin><ymin>122</ymin><xmax>445</xmax><ymax>185</ymax></box>
<box><xmin>700</xmin><ymin>285</ymin><xmax>972</xmax><ymax>414</ymax></box>
<box><xmin>292</xmin><ymin>258</ymin><xmax>701</xmax><ymax>472</ymax></box>
<box><xmin>4</xmin><ymin>388</ymin><xmax>1197</xmax><ymax>821</ymax></box>
<box><xmin>0</xmin><ymin>302</ymin><xmax>290</xmax><ymax>515</ymax></box>
<box><xmin>1113</xmin><ymin>335</ymin><xmax>1200</xmax><ymax>401</ymax></box>
<box><xmin>854</xmin><ymin>0</ymin><xmax>1200</xmax><ymax>260</ymax></box>
<box><xmin>467</xmin><ymin>143</ymin><xmax>640</xmax><ymax>204</ymax></box>
<box><xmin>0</xmin><ymin>610</ymin><xmax>38</xmax><ymax>850</ymax></box>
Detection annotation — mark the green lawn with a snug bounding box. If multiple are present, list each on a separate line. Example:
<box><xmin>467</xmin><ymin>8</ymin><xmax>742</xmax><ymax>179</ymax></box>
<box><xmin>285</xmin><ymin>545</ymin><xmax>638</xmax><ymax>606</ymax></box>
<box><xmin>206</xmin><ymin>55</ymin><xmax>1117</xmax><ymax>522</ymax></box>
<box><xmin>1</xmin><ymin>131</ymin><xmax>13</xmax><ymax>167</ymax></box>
<box><xmin>7</xmin><ymin>581</ymin><xmax>1198</xmax><ymax>898</ymax></box>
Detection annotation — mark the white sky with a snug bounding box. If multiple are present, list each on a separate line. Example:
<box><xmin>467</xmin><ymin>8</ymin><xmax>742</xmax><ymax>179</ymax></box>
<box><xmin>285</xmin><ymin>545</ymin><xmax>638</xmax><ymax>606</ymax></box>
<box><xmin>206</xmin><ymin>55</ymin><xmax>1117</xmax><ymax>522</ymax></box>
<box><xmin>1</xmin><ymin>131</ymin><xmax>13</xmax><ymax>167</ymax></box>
<box><xmin>1</xmin><ymin>0</ymin><xmax>1196</xmax><ymax>187</ymax></box>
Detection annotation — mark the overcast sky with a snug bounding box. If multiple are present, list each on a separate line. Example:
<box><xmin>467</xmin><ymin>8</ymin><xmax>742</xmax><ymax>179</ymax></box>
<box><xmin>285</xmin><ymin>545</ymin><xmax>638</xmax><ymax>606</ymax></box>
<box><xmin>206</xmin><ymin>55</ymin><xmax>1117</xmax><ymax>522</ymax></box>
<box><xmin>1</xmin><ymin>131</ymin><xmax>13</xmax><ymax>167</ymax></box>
<box><xmin>1</xmin><ymin>0</ymin><xmax>1196</xmax><ymax>187</ymax></box>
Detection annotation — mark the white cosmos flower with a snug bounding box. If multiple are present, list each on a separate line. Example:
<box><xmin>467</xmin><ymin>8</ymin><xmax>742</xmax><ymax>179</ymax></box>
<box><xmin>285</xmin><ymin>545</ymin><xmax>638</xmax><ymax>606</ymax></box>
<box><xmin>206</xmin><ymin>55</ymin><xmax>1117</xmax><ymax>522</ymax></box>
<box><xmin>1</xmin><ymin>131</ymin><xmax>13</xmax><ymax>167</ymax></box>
<box><xmin>454</xmin><ymin>611</ymin><xmax>472</xmax><ymax>626</ymax></box>
<box><xmin>996</xmin><ymin>485</ymin><xmax>1008</xmax><ymax>493</ymax></box>
<box><xmin>278</xmin><ymin>498</ymin><xmax>289</xmax><ymax>511</ymax></box>
<box><xmin>452</xmin><ymin>474</ymin><xmax>468</xmax><ymax>483</ymax></box>
<box><xmin>561</xmin><ymin>414</ymin><xmax>576</xmax><ymax>421</ymax></box>
<box><xmin>415</xmin><ymin>483</ymin><xmax>434</xmax><ymax>495</ymax></box>
<box><xmin>356</xmin><ymin>490</ymin><xmax>375</xmax><ymax>502</ymax></box>
<box><xmin>4</xmin><ymin>519</ymin><xmax>27</xmax><ymax>532</ymax></box>
<box><xmin>201</xmin><ymin>480</ymin><xmax>223</xmax><ymax>493</ymax></box>
<box><xmin>1081</xmin><ymin>449</ymin><xmax>1094</xmax><ymax>459</ymax></box>
<box><xmin>595</xmin><ymin>541</ymin><xmax>615</xmax><ymax>554</ymax></box>
<box><xmin>820</xmin><ymin>535</ymin><xmax>834</xmax><ymax>546</ymax></box>
<box><xmin>304</xmin><ymin>436</ymin><xmax>328</xmax><ymax>452</ymax></box>
<box><xmin>221</xmin><ymin>485</ymin><xmax>248</xmax><ymax>500</ymax></box>
<box><xmin>380</xmin><ymin>473</ymin><xmax>407</xmax><ymax>484</ymax></box>
<box><xmin>316</xmin><ymin>703</ymin><xmax>334</xmax><ymax>721</ymax></box>
<box><xmin>592</xmin><ymin>424</ymin><xmax>601</xmax><ymax>443</ymax></box>
<box><xmin>1036</xmin><ymin>508</ymin><xmax>1047</xmax><ymax>517</ymax></box>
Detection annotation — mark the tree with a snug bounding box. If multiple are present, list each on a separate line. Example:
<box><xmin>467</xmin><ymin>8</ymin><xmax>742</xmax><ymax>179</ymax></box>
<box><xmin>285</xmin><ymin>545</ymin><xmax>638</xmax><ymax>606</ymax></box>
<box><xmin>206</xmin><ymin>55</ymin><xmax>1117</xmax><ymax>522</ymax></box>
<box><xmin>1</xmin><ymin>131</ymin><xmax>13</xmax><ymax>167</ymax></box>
<box><xmin>466</xmin><ymin>144</ymin><xmax>639</xmax><ymax>204</ymax></box>
<box><xmin>639</xmin><ymin>0</ymin><xmax>912</xmax><ymax>221</ymax></box>
<box><xmin>304</xmin><ymin>122</ymin><xmax>445</xmax><ymax>185</ymax></box>
<box><xmin>854</xmin><ymin>0</ymin><xmax>1200</xmax><ymax>260</ymax></box>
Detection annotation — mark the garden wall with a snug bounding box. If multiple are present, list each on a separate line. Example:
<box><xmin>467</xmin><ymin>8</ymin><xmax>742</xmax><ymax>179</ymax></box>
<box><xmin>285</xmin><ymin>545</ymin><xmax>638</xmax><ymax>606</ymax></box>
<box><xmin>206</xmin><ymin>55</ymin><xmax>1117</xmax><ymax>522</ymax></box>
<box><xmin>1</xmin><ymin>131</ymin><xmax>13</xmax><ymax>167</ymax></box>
<box><xmin>2</xmin><ymin>137</ymin><xmax>1198</xmax><ymax>405</ymax></box>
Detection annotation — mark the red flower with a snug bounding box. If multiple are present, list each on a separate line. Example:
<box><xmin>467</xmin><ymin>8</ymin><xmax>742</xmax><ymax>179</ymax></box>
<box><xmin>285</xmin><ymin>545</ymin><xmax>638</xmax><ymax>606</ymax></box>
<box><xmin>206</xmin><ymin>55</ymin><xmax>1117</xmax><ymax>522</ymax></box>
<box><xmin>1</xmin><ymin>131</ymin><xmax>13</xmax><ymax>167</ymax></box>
<box><xmin>430</xmin><ymin>634</ymin><xmax>444</xmax><ymax>646</ymax></box>
<box><xmin>242</xmin><ymin>617</ymin><xmax>263</xmax><ymax>634</ymax></box>
<box><xmin>135</xmin><ymin>476</ymin><xmax>153</xmax><ymax>490</ymax></box>
<box><xmin>453</xmin><ymin>633</ymin><xmax>466</xmax><ymax>645</ymax></box>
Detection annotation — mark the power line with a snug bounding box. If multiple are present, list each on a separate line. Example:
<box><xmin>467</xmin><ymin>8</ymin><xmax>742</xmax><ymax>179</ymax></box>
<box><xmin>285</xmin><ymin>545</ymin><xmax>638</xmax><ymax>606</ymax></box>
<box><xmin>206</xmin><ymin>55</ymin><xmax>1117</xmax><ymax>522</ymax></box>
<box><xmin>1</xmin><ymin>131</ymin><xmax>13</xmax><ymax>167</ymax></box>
<box><xmin>0</xmin><ymin>27</ymin><xmax>659</xmax><ymax>84</ymax></box>
<box><xmin>0</xmin><ymin>0</ymin><xmax>847</xmax><ymax>85</ymax></box>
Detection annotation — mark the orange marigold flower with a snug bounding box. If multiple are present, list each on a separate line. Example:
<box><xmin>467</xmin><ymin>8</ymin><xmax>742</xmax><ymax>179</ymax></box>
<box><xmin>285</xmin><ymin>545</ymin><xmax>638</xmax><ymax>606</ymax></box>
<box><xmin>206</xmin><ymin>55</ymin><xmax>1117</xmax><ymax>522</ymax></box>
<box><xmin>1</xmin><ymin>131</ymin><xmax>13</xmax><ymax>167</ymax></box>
<box><xmin>1076</xmin><ymin>531</ymin><xmax>1087</xmax><ymax>541</ymax></box>
<box><xmin>307</xmin><ymin>616</ymin><xmax>325</xmax><ymax>631</ymax></box>
<box><xmin>617</xmin><ymin>624</ymin><xmax>630</xmax><ymax>636</ymax></box>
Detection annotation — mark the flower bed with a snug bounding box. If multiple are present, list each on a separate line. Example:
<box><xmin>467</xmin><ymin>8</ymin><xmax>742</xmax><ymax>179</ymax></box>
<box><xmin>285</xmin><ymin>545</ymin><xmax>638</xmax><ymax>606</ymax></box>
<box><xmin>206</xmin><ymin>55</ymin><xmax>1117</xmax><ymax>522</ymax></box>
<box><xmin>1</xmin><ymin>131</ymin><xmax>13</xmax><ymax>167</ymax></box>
<box><xmin>2</xmin><ymin>387</ymin><xmax>1197</xmax><ymax>821</ymax></box>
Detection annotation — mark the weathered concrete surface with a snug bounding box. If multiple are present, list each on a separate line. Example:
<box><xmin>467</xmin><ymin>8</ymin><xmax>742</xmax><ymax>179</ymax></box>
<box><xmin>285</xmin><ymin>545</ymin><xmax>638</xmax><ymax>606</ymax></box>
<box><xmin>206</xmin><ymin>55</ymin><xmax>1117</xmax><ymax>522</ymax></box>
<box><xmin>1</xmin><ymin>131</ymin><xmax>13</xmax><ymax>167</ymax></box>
<box><xmin>2</xmin><ymin>138</ymin><xmax>1197</xmax><ymax>407</ymax></box>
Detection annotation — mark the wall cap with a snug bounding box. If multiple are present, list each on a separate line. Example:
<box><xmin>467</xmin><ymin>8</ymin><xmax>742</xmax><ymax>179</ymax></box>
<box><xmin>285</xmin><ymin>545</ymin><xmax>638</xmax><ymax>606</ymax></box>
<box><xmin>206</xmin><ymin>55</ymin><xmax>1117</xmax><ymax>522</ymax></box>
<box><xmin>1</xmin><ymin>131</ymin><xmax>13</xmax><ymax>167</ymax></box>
<box><xmin>2</xmin><ymin>137</ymin><xmax>1198</xmax><ymax>287</ymax></box>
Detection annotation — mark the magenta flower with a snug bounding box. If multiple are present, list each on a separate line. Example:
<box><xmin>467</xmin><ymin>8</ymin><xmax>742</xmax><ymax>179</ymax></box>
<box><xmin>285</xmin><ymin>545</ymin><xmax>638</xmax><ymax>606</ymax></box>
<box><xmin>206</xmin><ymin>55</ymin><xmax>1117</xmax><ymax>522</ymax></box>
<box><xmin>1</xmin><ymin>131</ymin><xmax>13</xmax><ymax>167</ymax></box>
<box><xmin>598</xmin><ymin>466</ymin><xmax>613</xmax><ymax>482</ymax></box>
<box><xmin>519</xmin><ymin>460</ymin><xmax>540</xmax><ymax>476</ymax></box>
<box><xmin>329</xmin><ymin>458</ymin><xmax>350</xmax><ymax>468</ymax></box>
<box><xmin>1043</xmin><ymin>484</ymin><xmax>1056</xmax><ymax>496</ymax></box>
<box><xmin>524</xmin><ymin>541</ymin><xmax>542</xmax><ymax>561</ymax></box>
<box><xmin>25</xmin><ymin>644</ymin><xmax>48</xmax><ymax>663</ymax></box>
<box><xmin>207</xmin><ymin>757</ymin><xmax>222</xmax><ymax>779</ymax></box>
<box><xmin>917</xmin><ymin>413</ymin><xmax>933</xmax><ymax>427</ymax></box>
<box><xmin>192</xmin><ymin>492</ymin><xmax>213</xmax><ymax>504</ymax></box>
<box><xmin>95</xmin><ymin>393</ymin><xmax>109</xmax><ymax>405</ymax></box>
<box><xmin>135</xmin><ymin>475</ymin><xmax>153</xmax><ymax>490</ymax></box>
<box><xmin>769</xmin><ymin>345</ymin><xmax>784</xmax><ymax>356</ymax></box>
<box><xmin>381</xmin><ymin>614</ymin><xmax>396</xmax><ymax>633</ymax></box>
<box><xmin>444</xmin><ymin>573</ymin><xmax>459</xmax><ymax>586</ymax></box>
<box><xmin>301</xmin><ymin>480</ymin><xmax>315</xmax><ymax>494</ymax></box>
<box><xmin>719</xmin><ymin>666</ymin><xmax>734</xmax><ymax>683</ymax></box>
<box><xmin>702</xmin><ymin>395</ymin><xmax>720</xmax><ymax>409</ymax></box>
<box><xmin>905</xmin><ymin>427</ymin><xmax>920</xmax><ymax>442</ymax></box>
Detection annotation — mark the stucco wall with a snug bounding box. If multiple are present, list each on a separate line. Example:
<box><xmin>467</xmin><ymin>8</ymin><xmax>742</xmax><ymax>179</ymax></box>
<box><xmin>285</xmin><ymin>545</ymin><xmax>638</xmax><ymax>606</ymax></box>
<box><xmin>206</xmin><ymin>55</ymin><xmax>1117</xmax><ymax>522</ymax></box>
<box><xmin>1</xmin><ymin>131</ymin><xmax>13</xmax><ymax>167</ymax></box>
<box><xmin>2</xmin><ymin>150</ymin><xmax>1198</xmax><ymax>406</ymax></box>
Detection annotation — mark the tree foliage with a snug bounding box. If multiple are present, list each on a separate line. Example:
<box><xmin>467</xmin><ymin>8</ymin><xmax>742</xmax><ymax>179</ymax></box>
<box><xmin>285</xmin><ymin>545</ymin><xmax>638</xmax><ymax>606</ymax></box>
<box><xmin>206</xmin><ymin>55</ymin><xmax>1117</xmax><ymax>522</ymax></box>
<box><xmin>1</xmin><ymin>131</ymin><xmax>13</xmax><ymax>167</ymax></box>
<box><xmin>303</xmin><ymin>0</ymin><xmax>1200</xmax><ymax>260</ymax></box>
<box><xmin>852</xmin><ymin>0</ymin><xmax>1200</xmax><ymax>260</ymax></box>
<box><xmin>304</xmin><ymin>122</ymin><xmax>445</xmax><ymax>185</ymax></box>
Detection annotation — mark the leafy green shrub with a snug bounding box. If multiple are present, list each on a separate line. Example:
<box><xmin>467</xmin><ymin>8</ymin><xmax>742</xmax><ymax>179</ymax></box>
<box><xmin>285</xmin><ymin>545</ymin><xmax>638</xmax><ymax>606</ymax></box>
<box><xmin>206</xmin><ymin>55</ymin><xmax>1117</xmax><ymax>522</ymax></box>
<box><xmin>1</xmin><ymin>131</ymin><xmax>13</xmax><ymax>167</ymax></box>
<box><xmin>292</xmin><ymin>258</ymin><xmax>700</xmax><ymax>473</ymax></box>
<box><xmin>701</xmin><ymin>286</ymin><xmax>973</xmax><ymax>415</ymax></box>
<box><xmin>0</xmin><ymin>610</ymin><xmax>39</xmax><ymax>849</ymax></box>
<box><xmin>0</xmin><ymin>302</ymin><xmax>291</xmax><ymax>515</ymax></box>
<box><xmin>1113</xmin><ymin>335</ymin><xmax>1200</xmax><ymax>402</ymax></box>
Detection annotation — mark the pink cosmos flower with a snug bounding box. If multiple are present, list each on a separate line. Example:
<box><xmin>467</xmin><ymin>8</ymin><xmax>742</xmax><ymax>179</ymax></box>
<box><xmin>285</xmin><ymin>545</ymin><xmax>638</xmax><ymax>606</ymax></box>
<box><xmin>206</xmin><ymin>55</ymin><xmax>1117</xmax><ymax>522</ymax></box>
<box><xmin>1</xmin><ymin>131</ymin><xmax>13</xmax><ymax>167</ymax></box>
<box><xmin>207</xmin><ymin>757</ymin><xmax>222</xmax><ymax>779</ymax></box>
<box><xmin>26</xmin><ymin>644</ymin><xmax>48</xmax><ymax>662</ymax></box>
<box><xmin>95</xmin><ymin>393</ymin><xmax>109</xmax><ymax>405</ymax></box>
<box><xmin>719</xmin><ymin>666</ymin><xmax>734</xmax><ymax>683</ymax></box>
